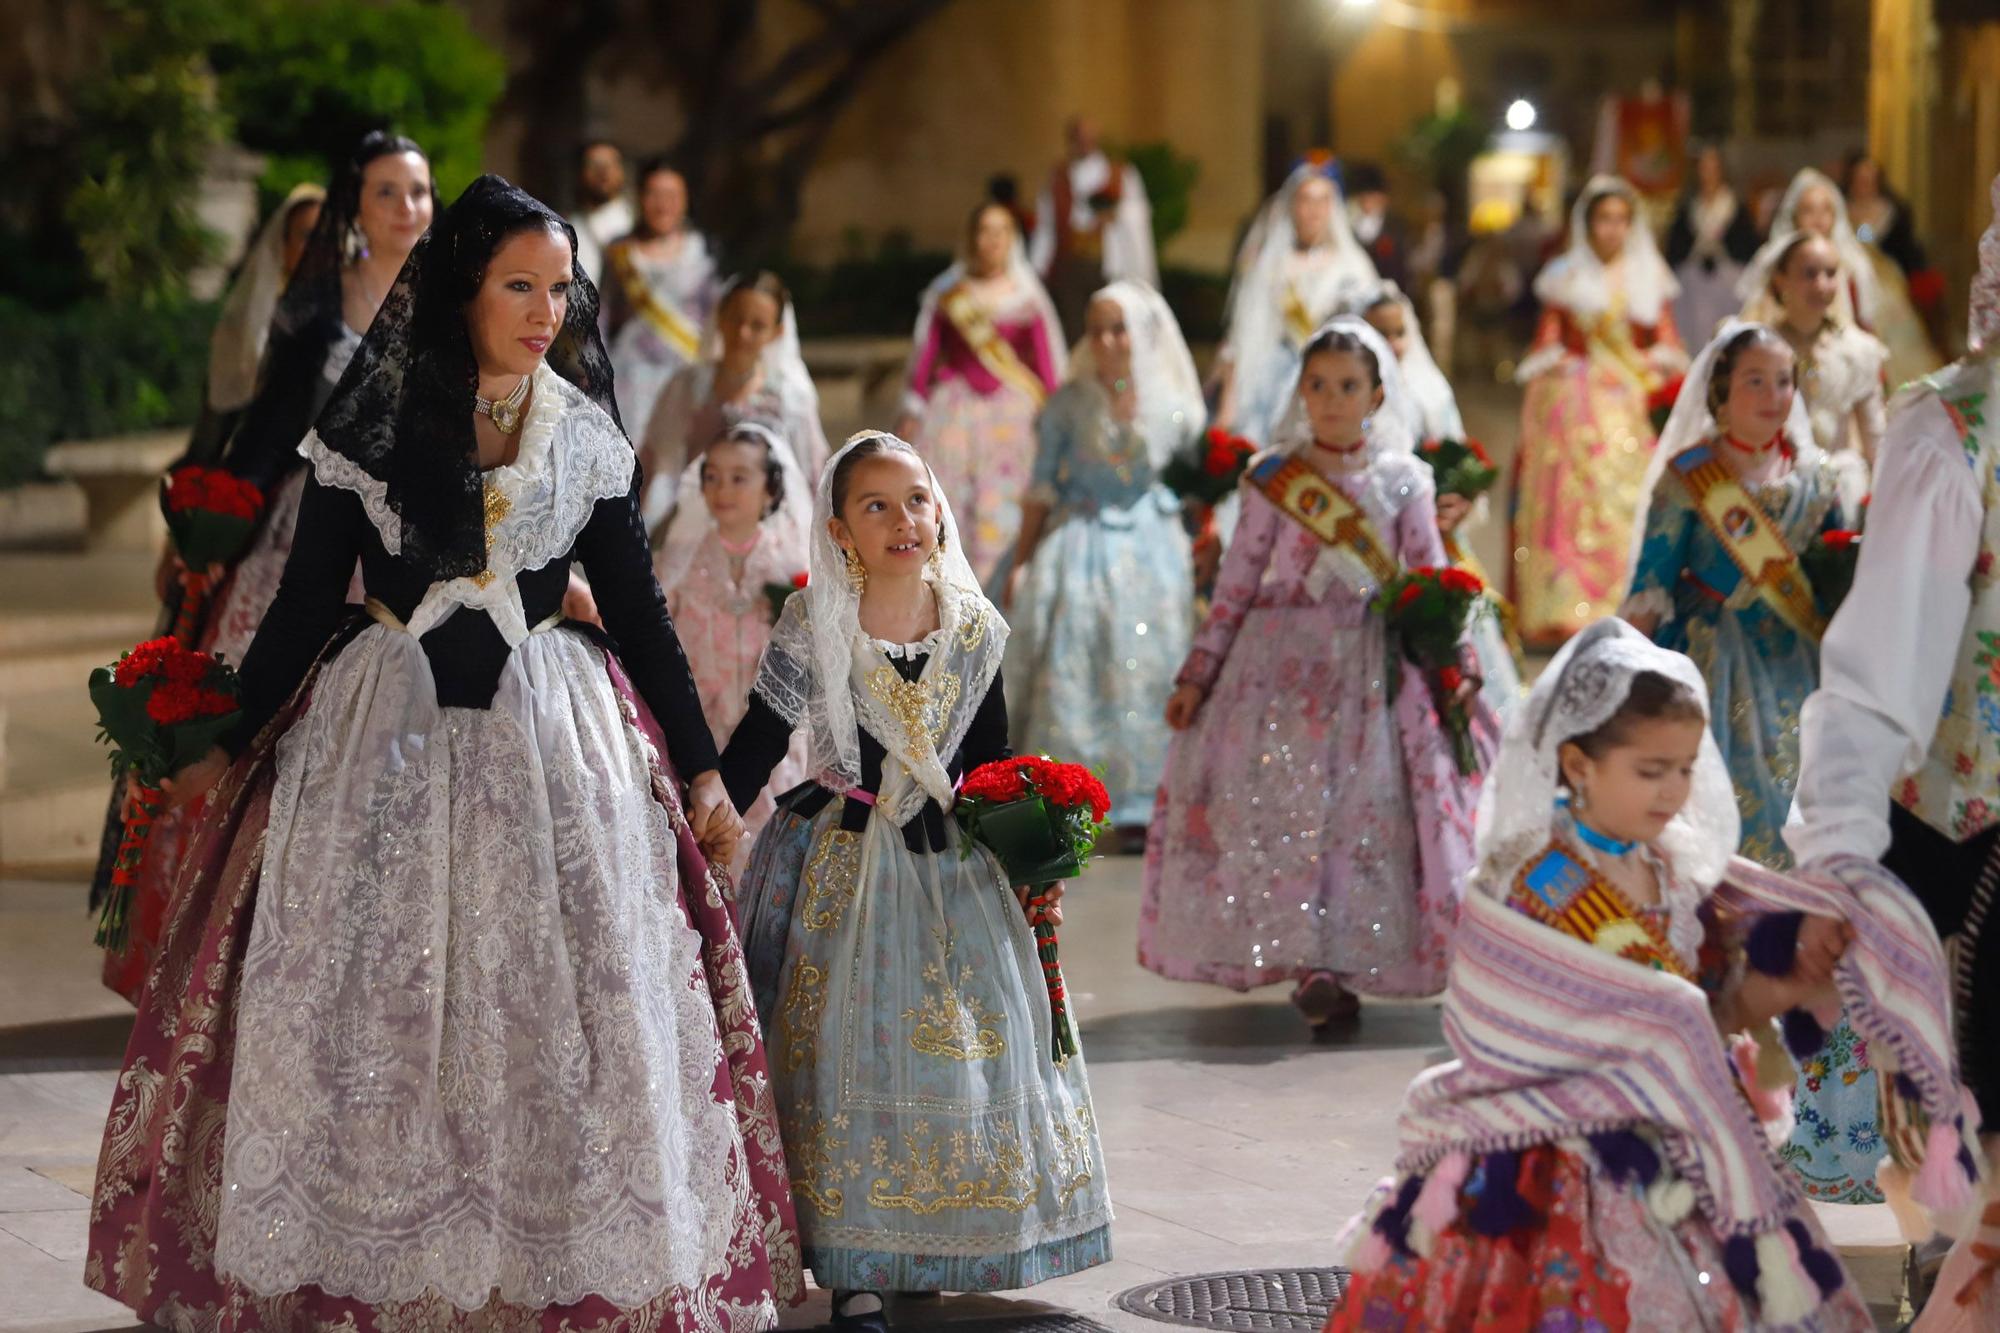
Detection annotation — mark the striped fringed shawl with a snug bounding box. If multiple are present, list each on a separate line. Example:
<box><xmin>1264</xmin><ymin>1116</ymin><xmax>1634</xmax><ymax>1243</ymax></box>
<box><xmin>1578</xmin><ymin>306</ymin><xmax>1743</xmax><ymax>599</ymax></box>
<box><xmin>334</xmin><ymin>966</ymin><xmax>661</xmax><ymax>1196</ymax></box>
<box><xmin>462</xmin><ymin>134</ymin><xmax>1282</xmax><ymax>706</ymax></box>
<box><xmin>1363</xmin><ymin>850</ymin><xmax>1982</xmax><ymax>1323</ymax></box>
<box><xmin>1717</xmin><ymin>853</ymin><xmax>1982</xmax><ymax>1218</ymax></box>
<box><xmin>1398</xmin><ymin>886</ymin><xmax>1801</xmax><ymax>1239</ymax></box>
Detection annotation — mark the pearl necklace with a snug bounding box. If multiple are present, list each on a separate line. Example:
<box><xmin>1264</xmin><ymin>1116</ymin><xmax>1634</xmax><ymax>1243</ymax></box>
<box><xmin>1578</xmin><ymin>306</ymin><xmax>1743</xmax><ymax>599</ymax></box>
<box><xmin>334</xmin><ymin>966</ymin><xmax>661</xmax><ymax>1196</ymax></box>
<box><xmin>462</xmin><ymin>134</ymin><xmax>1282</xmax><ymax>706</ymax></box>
<box><xmin>475</xmin><ymin>375</ymin><xmax>532</xmax><ymax>435</ymax></box>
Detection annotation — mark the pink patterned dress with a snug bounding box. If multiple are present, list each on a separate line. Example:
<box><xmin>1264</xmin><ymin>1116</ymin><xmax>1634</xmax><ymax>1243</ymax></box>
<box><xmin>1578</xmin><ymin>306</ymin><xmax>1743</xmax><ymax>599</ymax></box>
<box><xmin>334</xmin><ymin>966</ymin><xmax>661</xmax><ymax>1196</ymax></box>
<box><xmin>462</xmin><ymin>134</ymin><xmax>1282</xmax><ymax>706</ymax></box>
<box><xmin>1138</xmin><ymin>450</ymin><xmax>1483</xmax><ymax>997</ymax></box>
<box><xmin>904</xmin><ymin>284</ymin><xmax>1062</xmax><ymax>581</ymax></box>
<box><xmin>661</xmin><ymin>529</ymin><xmax>811</xmax><ymax>875</ymax></box>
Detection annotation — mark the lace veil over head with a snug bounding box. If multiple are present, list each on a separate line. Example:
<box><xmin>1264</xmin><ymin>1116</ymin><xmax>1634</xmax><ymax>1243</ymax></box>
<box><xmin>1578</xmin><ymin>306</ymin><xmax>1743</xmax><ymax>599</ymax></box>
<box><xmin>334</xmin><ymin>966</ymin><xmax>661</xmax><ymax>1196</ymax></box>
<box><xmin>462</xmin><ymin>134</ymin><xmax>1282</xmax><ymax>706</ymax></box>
<box><xmin>1737</xmin><ymin>168</ymin><xmax>1880</xmax><ymax>328</ymax></box>
<box><xmin>1476</xmin><ymin>618</ymin><xmax>1739</xmax><ymax>890</ymax></box>
<box><xmin>1534</xmin><ymin>174</ymin><xmax>1679</xmax><ymax>326</ymax></box>
<box><xmin>1066</xmin><ymin>279</ymin><xmax>1204</xmax><ymax>467</ymax></box>
<box><xmin>653</xmin><ymin>417</ymin><xmax>814</xmax><ymax>591</ymax></box>
<box><xmin>750</xmin><ymin>431</ymin><xmax>1004</xmax><ymax>819</ymax></box>
<box><xmin>310</xmin><ymin>173</ymin><xmax>619</xmax><ymax>582</ymax></box>
<box><xmin>209</xmin><ymin>182</ymin><xmax>327</xmax><ymax>412</ymax></box>
<box><xmin>1629</xmin><ymin>317</ymin><xmax>1819</xmax><ymax>571</ymax></box>
<box><xmin>1340</xmin><ymin>279</ymin><xmax>1464</xmax><ymax>440</ymax></box>
<box><xmin>1267</xmin><ymin>314</ymin><xmax>1420</xmax><ymax>460</ymax></box>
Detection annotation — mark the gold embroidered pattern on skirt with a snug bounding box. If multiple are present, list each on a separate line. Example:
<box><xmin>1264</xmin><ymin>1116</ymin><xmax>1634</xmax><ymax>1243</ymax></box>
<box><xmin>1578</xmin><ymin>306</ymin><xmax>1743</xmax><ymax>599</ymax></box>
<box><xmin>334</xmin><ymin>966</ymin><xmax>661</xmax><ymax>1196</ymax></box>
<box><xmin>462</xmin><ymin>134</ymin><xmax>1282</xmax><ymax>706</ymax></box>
<box><xmin>866</xmin><ymin>1119</ymin><xmax>1037</xmax><ymax>1215</ymax></box>
<box><xmin>1050</xmin><ymin>1105</ymin><xmax>1098</xmax><ymax>1210</ymax></box>
<box><xmin>785</xmin><ymin>1110</ymin><xmax>851</xmax><ymax>1218</ymax></box>
<box><xmin>800</xmin><ymin>828</ymin><xmax>863</xmax><ymax>933</ymax></box>
<box><xmin>902</xmin><ymin>936</ymin><xmax>1004</xmax><ymax>1061</ymax></box>
<box><xmin>779</xmin><ymin>955</ymin><xmax>828</xmax><ymax>1072</ymax></box>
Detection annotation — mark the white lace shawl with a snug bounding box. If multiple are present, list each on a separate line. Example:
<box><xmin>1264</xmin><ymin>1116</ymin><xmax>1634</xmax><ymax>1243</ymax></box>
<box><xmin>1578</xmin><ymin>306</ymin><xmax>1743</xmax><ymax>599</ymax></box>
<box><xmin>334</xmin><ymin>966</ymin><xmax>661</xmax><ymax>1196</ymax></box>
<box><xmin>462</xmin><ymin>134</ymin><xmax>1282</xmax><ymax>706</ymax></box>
<box><xmin>750</xmin><ymin>432</ymin><xmax>1009</xmax><ymax>827</ymax></box>
<box><xmin>301</xmin><ymin>360</ymin><xmax>635</xmax><ymax>644</ymax></box>
<box><xmin>1533</xmin><ymin>174</ymin><xmax>1679</xmax><ymax>327</ymax></box>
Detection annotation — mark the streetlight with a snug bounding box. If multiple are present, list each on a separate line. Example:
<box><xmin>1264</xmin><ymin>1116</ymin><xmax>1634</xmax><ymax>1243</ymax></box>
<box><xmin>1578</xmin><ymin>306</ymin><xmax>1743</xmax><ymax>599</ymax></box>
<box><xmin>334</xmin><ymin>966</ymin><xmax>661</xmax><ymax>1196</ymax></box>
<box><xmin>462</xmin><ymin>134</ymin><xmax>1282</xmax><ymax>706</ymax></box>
<box><xmin>1505</xmin><ymin>98</ymin><xmax>1537</xmax><ymax>132</ymax></box>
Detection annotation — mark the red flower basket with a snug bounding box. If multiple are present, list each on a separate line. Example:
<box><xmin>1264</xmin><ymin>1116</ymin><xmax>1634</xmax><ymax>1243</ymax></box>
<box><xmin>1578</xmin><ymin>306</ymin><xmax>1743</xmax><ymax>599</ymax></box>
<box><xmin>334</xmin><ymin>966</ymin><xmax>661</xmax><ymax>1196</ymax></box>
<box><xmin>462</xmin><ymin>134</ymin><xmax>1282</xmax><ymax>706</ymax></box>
<box><xmin>160</xmin><ymin>466</ymin><xmax>264</xmax><ymax>645</ymax></box>
<box><xmin>89</xmin><ymin>638</ymin><xmax>241</xmax><ymax>947</ymax></box>
<box><xmin>955</xmin><ymin>755</ymin><xmax>1112</xmax><ymax>1061</ymax></box>
<box><xmin>1372</xmin><ymin>566</ymin><xmax>1485</xmax><ymax>775</ymax></box>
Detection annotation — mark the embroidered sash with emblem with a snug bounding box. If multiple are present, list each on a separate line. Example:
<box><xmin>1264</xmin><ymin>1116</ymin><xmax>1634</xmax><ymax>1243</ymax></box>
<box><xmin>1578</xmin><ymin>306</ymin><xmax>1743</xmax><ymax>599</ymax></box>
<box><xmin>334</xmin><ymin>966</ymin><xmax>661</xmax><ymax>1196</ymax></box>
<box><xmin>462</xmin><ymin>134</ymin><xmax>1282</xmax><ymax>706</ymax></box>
<box><xmin>1249</xmin><ymin>453</ymin><xmax>1399</xmax><ymax>585</ymax></box>
<box><xmin>608</xmin><ymin>244</ymin><xmax>702</xmax><ymax>362</ymax></box>
<box><xmin>1512</xmin><ymin>842</ymin><xmax>1691</xmax><ymax>980</ymax></box>
<box><xmin>939</xmin><ymin>284</ymin><xmax>1048</xmax><ymax>406</ymax></box>
<box><xmin>1669</xmin><ymin>444</ymin><xmax>1826</xmax><ymax>641</ymax></box>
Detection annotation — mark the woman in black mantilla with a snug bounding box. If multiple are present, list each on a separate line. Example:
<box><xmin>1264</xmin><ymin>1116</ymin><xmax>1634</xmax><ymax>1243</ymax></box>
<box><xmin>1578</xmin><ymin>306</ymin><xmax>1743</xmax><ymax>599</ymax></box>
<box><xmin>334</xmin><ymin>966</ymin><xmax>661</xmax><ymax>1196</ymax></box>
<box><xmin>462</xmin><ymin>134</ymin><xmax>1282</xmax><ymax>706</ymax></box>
<box><xmin>92</xmin><ymin>130</ymin><xmax>435</xmax><ymax>1001</ymax></box>
<box><xmin>84</xmin><ymin>176</ymin><xmax>802</xmax><ymax>1332</ymax></box>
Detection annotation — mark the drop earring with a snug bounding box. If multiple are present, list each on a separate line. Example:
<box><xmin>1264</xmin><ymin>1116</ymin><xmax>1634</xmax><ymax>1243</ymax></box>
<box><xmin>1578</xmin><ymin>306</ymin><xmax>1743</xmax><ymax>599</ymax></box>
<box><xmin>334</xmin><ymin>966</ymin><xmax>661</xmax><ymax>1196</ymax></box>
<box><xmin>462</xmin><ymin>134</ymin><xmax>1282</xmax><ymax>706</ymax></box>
<box><xmin>845</xmin><ymin>546</ymin><xmax>867</xmax><ymax>592</ymax></box>
<box><xmin>1572</xmin><ymin>784</ymin><xmax>1589</xmax><ymax>816</ymax></box>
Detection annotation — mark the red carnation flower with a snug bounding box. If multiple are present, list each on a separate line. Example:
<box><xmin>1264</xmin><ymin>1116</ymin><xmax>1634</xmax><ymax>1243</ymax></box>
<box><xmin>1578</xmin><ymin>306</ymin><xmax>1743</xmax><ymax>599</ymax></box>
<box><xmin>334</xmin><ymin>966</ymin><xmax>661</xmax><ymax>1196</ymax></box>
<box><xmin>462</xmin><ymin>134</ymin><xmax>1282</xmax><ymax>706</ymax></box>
<box><xmin>1397</xmin><ymin>583</ymin><xmax>1425</xmax><ymax>610</ymax></box>
<box><xmin>791</xmin><ymin>571</ymin><xmax>810</xmax><ymax>588</ymax></box>
<box><xmin>1821</xmin><ymin>530</ymin><xmax>1860</xmax><ymax>550</ymax></box>
<box><xmin>1439</xmin><ymin>665</ymin><xmax>1464</xmax><ymax>693</ymax></box>
<box><xmin>1439</xmin><ymin>567</ymin><xmax>1485</xmax><ymax>596</ymax></box>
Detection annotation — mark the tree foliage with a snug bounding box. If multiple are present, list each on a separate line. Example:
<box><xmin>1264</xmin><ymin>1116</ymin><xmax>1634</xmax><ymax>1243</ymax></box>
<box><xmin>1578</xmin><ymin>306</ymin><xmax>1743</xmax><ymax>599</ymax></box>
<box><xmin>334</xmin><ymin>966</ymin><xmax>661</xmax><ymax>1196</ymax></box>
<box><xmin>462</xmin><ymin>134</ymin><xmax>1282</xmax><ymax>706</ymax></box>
<box><xmin>211</xmin><ymin>0</ymin><xmax>505</xmax><ymax>203</ymax></box>
<box><xmin>1122</xmin><ymin>141</ymin><xmax>1203</xmax><ymax>251</ymax></box>
<box><xmin>63</xmin><ymin>0</ymin><xmax>231</xmax><ymax>307</ymax></box>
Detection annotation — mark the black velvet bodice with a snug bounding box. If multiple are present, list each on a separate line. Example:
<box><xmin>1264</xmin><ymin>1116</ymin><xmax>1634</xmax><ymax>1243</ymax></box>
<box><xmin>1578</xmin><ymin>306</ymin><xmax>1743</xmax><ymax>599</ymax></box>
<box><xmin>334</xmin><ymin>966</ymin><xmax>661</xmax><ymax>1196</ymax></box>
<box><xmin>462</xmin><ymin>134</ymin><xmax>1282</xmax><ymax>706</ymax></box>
<box><xmin>224</xmin><ymin>471</ymin><xmax>718</xmax><ymax>779</ymax></box>
<box><xmin>718</xmin><ymin>651</ymin><xmax>1010</xmax><ymax>854</ymax></box>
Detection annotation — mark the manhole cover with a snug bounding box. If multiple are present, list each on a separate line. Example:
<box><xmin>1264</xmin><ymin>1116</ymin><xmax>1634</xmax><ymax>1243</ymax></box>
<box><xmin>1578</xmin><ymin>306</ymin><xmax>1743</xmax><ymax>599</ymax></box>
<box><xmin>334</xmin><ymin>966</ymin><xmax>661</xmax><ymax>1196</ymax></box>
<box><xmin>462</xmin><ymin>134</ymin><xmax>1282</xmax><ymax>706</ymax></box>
<box><xmin>1114</xmin><ymin>1268</ymin><xmax>1349</xmax><ymax>1330</ymax></box>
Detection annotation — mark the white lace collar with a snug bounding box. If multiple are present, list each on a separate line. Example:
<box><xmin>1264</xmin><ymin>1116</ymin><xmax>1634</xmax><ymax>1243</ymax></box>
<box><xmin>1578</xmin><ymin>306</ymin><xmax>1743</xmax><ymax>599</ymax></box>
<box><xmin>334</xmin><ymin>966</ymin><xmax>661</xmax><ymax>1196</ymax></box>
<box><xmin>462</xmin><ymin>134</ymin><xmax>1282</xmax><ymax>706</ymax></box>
<box><xmin>302</xmin><ymin>360</ymin><xmax>634</xmax><ymax>644</ymax></box>
<box><xmin>869</xmin><ymin>626</ymin><xmax>949</xmax><ymax>660</ymax></box>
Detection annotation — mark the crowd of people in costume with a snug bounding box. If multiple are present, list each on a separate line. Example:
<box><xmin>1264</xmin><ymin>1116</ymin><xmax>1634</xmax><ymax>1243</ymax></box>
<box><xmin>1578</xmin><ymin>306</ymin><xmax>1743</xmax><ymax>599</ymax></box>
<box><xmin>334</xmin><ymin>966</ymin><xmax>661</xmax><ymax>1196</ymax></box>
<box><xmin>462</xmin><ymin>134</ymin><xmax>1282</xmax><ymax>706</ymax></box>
<box><xmin>72</xmin><ymin>113</ymin><xmax>2000</xmax><ymax>1332</ymax></box>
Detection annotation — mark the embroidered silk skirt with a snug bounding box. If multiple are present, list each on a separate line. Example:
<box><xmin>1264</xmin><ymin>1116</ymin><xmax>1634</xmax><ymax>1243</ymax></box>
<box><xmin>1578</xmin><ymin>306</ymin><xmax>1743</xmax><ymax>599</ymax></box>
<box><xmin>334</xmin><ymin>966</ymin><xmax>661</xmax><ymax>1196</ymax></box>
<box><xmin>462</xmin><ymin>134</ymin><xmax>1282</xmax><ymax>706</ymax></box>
<box><xmin>736</xmin><ymin>795</ymin><xmax>1114</xmax><ymax>1292</ymax></box>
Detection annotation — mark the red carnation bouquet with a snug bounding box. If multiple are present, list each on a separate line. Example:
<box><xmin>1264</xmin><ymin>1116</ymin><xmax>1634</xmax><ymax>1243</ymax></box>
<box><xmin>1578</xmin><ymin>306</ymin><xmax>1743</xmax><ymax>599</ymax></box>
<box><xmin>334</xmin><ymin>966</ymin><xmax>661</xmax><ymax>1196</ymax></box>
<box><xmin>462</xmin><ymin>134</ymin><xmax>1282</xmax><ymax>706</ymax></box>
<box><xmin>955</xmin><ymin>755</ymin><xmax>1112</xmax><ymax>1061</ymax></box>
<box><xmin>1415</xmin><ymin>437</ymin><xmax>1500</xmax><ymax>501</ymax></box>
<box><xmin>763</xmin><ymin>570</ymin><xmax>810</xmax><ymax>623</ymax></box>
<box><xmin>1372</xmin><ymin>566</ymin><xmax>1485</xmax><ymax>775</ymax></box>
<box><xmin>1162</xmin><ymin>427</ymin><xmax>1257</xmax><ymax>508</ymax></box>
<box><xmin>1646</xmin><ymin>373</ymin><xmax>1687</xmax><ymax>434</ymax></box>
<box><xmin>89</xmin><ymin>637</ymin><xmax>241</xmax><ymax>947</ymax></box>
<box><xmin>160</xmin><ymin>466</ymin><xmax>264</xmax><ymax>644</ymax></box>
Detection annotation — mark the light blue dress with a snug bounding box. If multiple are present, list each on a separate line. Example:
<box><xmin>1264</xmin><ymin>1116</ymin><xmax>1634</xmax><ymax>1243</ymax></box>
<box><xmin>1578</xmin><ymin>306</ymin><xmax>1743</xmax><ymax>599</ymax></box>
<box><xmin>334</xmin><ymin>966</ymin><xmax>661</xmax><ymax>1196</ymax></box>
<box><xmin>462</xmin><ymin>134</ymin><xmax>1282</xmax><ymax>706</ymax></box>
<box><xmin>1627</xmin><ymin>441</ymin><xmax>1882</xmax><ymax>1204</ymax></box>
<box><xmin>998</xmin><ymin>381</ymin><xmax>1195</xmax><ymax>826</ymax></box>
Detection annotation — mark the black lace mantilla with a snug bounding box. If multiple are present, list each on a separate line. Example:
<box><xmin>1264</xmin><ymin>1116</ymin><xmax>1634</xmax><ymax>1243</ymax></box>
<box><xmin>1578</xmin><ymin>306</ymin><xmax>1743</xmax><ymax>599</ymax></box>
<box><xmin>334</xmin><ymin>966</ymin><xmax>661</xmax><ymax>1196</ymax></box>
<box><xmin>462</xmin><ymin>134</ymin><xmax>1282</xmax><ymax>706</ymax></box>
<box><xmin>312</xmin><ymin>174</ymin><xmax>621</xmax><ymax>582</ymax></box>
<box><xmin>220</xmin><ymin>131</ymin><xmax>439</xmax><ymax>492</ymax></box>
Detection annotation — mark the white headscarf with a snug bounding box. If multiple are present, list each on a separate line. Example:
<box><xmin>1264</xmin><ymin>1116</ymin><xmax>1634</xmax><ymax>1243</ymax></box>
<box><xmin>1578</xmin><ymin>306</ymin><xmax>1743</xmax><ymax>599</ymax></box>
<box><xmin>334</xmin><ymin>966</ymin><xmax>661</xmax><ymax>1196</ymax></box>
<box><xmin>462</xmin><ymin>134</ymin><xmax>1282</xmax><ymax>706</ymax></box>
<box><xmin>208</xmin><ymin>183</ymin><xmax>327</xmax><ymax>411</ymax></box>
<box><xmin>1477</xmin><ymin>618</ymin><xmax>1739</xmax><ymax>892</ymax></box>
<box><xmin>1736</xmin><ymin>168</ymin><xmax>1880</xmax><ymax>329</ymax></box>
<box><xmin>1631</xmin><ymin>319</ymin><xmax>1820</xmax><ymax>571</ymax></box>
<box><xmin>908</xmin><ymin>233</ymin><xmax>1066</xmax><ymax>390</ymax></box>
<box><xmin>653</xmin><ymin>418</ymin><xmax>815</xmax><ymax>591</ymax></box>
<box><xmin>1223</xmin><ymin>166</ymin><xmax>1380</xmax><ymax>407</ymax></box>
<box><xmin>1533</xmin><ymin>175</ymin><xmax>1679</xmax><ymax>327</ymax></box>
<box><xmin>1342</xmin><ymin>279</ymin><xmax>1464</xmax><ymax>440</ymax></box>
<box><xmin>750</xmin><ymin>431</ymin><xmax>1007</xmax><ymax>823</ymax></box>
<box><xmin>1067</xmin><ymin>279</ymin><xmax>1204</xmax><ymax>469</ymax></box>
<box><xmin>1267</xmin><ymin>314</ymin><xmax>1421</xmax><ymax>460</ymax></box>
